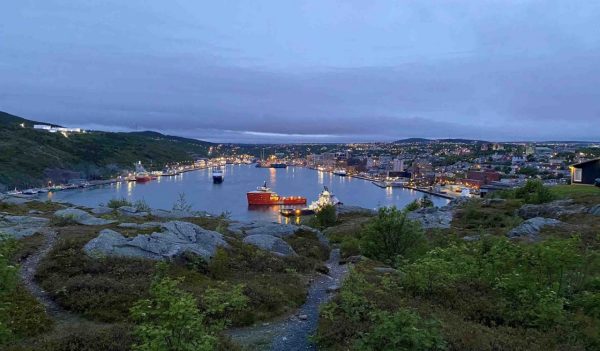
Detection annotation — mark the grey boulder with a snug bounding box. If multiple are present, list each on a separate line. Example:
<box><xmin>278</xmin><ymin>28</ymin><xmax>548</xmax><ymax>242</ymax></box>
<box><xmin>150</xmin><ymin>209</ymin><xmax>199</xmax><ymax>219</ymax></box>
<box><xmin>407</xmin><ymin>206</ymin><xmax>453</xmax><ymax>229</ymax></box>
<box><xmin>0</xmin><ymin>214</ymin><xmax>49</xmax><ymax>238</ymax></box>
<box><xmin>243</xmin><ymin>234</ymin><xmax>296</xmax><ymax>256</ymax></box>
<box><xmin>228</xmin><ymin>221</ymin><xmax>299</xmax><ymax>238</ymax></box>
<box><xmin>54</xmin><ymin>208</ymin><xmax>117</xmax><ymax>226</ymax></box>
<box><xmin>118</xmin><ymin>222</ymin><xmax>162</xmax><ymax>229</ymax></box>
<box><xmin>117</xmin><ymin>206</ymin><xmax>149</xmax><ymax>217</ymax></box>
<box><xmin>84</xmin><ymin>221</ymin><xmax>228</xmax><ymax>261</ymax></box>
<box><xmin>517</xmin><ymin>200</ymin><xmax>587</xmax><ymax>219</ymax></box>
<box><xmin>589</xmin><ymin>204</ymin><xmax>600</xmax><ymax>216</ymax></box>
<box><xmin>507</xmin><ymin>217</ymin><xmax>562</xmax><ymax>241</ymax></box>
<box><xmin>91</xmin><ymin>206</ymin><xmax>113</xmax><ymax>215</ymax></box>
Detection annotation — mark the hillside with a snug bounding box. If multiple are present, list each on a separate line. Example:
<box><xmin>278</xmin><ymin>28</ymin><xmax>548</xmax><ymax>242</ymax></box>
<box><xmin>0</xmin><ymin>111</ymin><xmax>213</xmax><ymax>189</ymax></box>
<box><xmin>394</xmin><ymin>137</ymin><xmax>489</xmax><ymax>144</ymax></box>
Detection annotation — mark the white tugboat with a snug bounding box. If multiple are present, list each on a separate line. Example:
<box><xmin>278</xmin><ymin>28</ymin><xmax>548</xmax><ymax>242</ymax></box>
<box><xmin>280</xmin><ymin>186</ymin><xmax>342</xmax><ymax>216</ymax></box>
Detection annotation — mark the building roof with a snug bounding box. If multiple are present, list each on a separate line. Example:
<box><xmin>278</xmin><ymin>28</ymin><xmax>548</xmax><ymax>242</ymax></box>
<box><xmin>571</xmin><ymin>157</ymin><xmax>600</xmax><ymax>167</ymax></box>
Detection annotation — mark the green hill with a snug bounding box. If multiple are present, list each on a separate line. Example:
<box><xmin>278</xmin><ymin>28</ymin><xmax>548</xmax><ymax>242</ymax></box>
<box><xmin>0</xmin><ymin>111</ymin><xmax>213</xmax><ymax>189</ymax></box>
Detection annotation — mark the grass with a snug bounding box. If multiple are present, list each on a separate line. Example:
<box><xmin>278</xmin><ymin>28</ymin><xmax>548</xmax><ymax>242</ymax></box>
<box><xmin>550</xmin><ymin>184</ymin><xmax>600</xmax><ymax>205</ymax></box>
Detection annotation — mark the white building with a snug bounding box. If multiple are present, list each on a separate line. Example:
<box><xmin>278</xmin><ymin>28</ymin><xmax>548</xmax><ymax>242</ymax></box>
<box><xmin>392</xmin><ymin>158</ymin><xmax>405</xmax><ymax>172</ymax></box>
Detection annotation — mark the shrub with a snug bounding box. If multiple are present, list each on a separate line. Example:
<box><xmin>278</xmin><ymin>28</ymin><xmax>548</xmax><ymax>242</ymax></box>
<box><xmin>360</xmin><ymin>206</ymin><xmax>427</xmax><ymax>265</ymax></box>
<box><xmin>133</xmin><ymin>199</ymin><xmax>150</xmax><ymax>212</ymax></box>
<box><xmin>310</xmin><ymin>204</ymin><xmax>337</xmax><ymax>229</ymax></box>
<box><xmin>106</xmin><ymin>197</ymin><xmax>131</xmax><ymax>209</ymax></box>
<box><xmin>355</xmin><ymin>309</ymin><xmax>446</xmax><ymax>351</ymax></box>
<box><xmin>512</xmin><ymin>180</ymin><xmax>554</xmax><ymax>204</ymax></box>
<box><xmin>405</xmin><ymin>200</ymin><xmax>420</xmax><ymax>212</ymax></box>
<box><xmin>172</xmin><ymin>193</ymin><xmax>193</xmax><ymax>212</ymax></box>
<box><xmin>130</xmin><ymin>273</ymin><xmax>217</xmax><ymax>351</ymax></box>
<box><xmin>130</xmin><ymin>264</ymin><xmax>247</xmax><ymax>351</ymax></box>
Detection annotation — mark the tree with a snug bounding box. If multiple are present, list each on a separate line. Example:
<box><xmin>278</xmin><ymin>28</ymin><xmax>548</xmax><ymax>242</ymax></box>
<box><xmin>360</xmin><ymin>207</ymin><xmax>427</xmax><ymax>265</ymax></box>
<box><xmin>130</xmin><ymin>272</ymin><xmax>216</xmax><ymax>351</ymax></box>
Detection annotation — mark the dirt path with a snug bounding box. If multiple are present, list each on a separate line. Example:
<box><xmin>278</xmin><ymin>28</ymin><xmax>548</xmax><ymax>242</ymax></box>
<box><xmin>228</xmin><ymin>248</ymin><xmax>349</xmax><ymax>351</ymax></box>
<box><xmin>18</xmin><ymin>227</ymin><xmax>78</xmax><ymax>322</ymax></box>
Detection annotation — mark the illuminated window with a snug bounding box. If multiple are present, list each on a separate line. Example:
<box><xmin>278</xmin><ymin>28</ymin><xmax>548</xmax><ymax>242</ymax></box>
<box><xmin>573</xmin><ymin>168</ymin><xmax>582</xmax><ymax>182</ymax></box>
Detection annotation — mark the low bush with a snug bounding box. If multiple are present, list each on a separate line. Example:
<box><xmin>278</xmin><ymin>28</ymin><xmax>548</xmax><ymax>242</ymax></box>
<box><xmin>360</xmin><ymin>206</ymin><xmax>427</xmax><ymax>265</ymax></box>
<box><xmin>106</xmin><ymin>198</ymin><xmax>131</xmax><ymax>209</ymax></box>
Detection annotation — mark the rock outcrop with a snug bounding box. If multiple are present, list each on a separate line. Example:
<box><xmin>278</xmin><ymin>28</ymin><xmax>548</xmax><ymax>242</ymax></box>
<box><xmin>407</xmin><ymin>206</ymin><xmax>453</xmax><ymax>229</ymax></box>
<box><xmin>150</xmin><ymin>209</ymin><xmax>201</xmax><ymax>219</ymax></box>
<box><xmin>84</xmin><ymin>221</ymin><xmax>228</xmax><ymax>261</ymax></box>
<box><xmin>517</xmin><ymin>200</ymin><xmax>587</xmax><ymax>219</ymax></box>
<box><xmin>507</xmin><ymin>217</ymin><xmax>562</xmax><ymax>241</ymax></box>
<box><xmin>117</xmin><ymin>206</ymin><xmax>149</xmax><ymax>217</ymax></box>
<box><xmin>242</xmin><ymin>234</ymin><xmax>297</xmax><ymax>257</ymax></box>
<box><xmin>335</xmin><ymin>205</ymin><xmax>377</xmax><ymax>216</ymax></box>
<box><xmin>228</xmin><ymin>221</ymin><xmax>299</xmax><ymax>238</ymax></box>
<box><xmin>91</xmin><ymin>206</ymin><xmax>113</xmax><ymax>215</ymax></box>
<box><xmin>117</xmin><ymin>222</ymin><xmax>162</xmax><ymax>229</ymax></box>
<box><xmin>54</xmin><ymin>208</ymin><xmax>117</xmax><ymax>226</ymax></box>
<box><xmin>0</xmin><ymin>214</ymin><xmax>49</xmax><ymax>238</ymax></box>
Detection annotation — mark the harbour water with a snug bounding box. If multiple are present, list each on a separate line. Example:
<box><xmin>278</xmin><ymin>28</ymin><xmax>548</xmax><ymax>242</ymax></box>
<box><xmin>45</xmin><ymin>165</ymin><xmax>449</xmax><ymax>222</ymax></box>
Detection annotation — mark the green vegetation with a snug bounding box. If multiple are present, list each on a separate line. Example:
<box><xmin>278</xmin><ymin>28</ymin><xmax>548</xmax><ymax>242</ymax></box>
<box><xmin>318</xmin><ymin>185</ymin><xmax>600</xmax><ymax>350</ymax></box>
<box><xmin>494</xmin><ymin>179</ymin><xmax>554</xmax><ymax>204</ymax></box>
<box><xmin>360</xmin><ymin>207</ymin><xmax>427</xmax><ymax>265</ymax></box>
<box><xmin>0</xmin><ymin>234</ymin><xmax>52</xmax><ymax>347</ymax></box>
<box><xmin>0</xmin><ymin>111</ymin><xmax>211</xmax><ymax>189</ymax></box>
<box><xmin>308</xmin><ymin>204</ymin><xmax>338</xmax><ymax>229</ymax></box>
<box><xmin>405</xmin><ymin>196</ymin><xmax>434</xmax><ymax>212</ymax></box>
<box><xmin>130</xmin><ymin>263</ymin><xmax>247</xmax><ymax>351</ymax></box>
<box><xmin>106</xmin><ymin>198</ymin><xmax>131</xmax><ymax>209</ymax></box>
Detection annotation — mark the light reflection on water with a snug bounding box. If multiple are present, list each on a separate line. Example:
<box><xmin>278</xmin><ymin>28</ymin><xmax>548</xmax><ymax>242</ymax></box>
<box><xmin>46</xmin><ymin>165</ymin><xmax>449</xmax><ymax>222</ymax></box>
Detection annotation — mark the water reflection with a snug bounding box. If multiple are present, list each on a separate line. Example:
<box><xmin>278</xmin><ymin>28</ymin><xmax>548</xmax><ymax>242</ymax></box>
<box><xmin>47</xmin><ymin>165</ymin><xmax>449</xmax><ymax>221</ymax></box>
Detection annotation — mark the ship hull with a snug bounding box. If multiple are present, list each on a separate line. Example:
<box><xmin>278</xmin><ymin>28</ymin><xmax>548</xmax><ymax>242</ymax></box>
<box><xmin>247</xmin><ymin>192</ymin><xmax>306</xmax><ymax>205</ymax></box>
<box><xmin>213</xmin><ymin>176</ymin><xmax>223</xmax><ymax>184</ymax></box>
<box><xmin>270</xmin><ymin>163</ymin><xmax>287</xmax><ymax>168</ymax></box>
<box><xmin>135</xmin><ymin>176</ymin><xmax>152</xmax><ymax>182</ymax></box>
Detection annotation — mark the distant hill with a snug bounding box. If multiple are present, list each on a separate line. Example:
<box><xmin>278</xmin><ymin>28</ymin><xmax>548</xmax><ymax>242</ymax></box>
<box><xmin>0</xmin><ymin>111</ymin><xmax>213</xmax><ymax>189</ymax></box>
<box><xmin>0</xmin><ymin>111</ymin><xmax>61</xmax><ymax>128</ymax></box>
<box><xmin>394</xmin><ymin>138</ymin><xmax>488</xmax><ymax>144</ymax></box>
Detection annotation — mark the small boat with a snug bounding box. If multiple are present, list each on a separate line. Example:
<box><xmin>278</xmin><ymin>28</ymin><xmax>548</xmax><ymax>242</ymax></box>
<box><xmin>48</xmin><ymin>185</ymin><xmax>64</xmax><ymax>192</ymax></box>
<box><xmin>333</xmin><ymin>169</ymin><xmax>347</xmax><ymax>176</ymax></box>
<box><xmin>22</xmin><ymin>188</ymin><xmax>39</xmax><ymax>195</ymax></box>
<box><xmin>6</xmin><ymin>188</ymin><xmax>21</xmax><ymax>196</ymax></box>
<box><xmin>247</xmin><ymin>182</ymin><xmax>306</xmax><ymax>205</ymax></box>
<box><xmin>280</xmin><ymin>207</ymin><xmax>315</xmax><ymax>217</ymax></box>
<box><xmin>38</xmin><ymin>188</ymin><xmax>49</xmax><ymax>193</ymax></box>
<box><xmin>212</xmin><ymin>167</ymin><xmax>224</xmax><ymax>184</ymax></box>
<box><xmin>270</xmin><ymin>163</ymin><xmax>287</xmax><ymax>168</ymax></box>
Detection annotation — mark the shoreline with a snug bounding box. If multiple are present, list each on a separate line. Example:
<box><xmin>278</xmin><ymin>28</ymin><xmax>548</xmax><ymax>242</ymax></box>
<box><xmin>303</xmin><ymin>166</ymin><xmax>454</xmax><ymax>201</ymax></box>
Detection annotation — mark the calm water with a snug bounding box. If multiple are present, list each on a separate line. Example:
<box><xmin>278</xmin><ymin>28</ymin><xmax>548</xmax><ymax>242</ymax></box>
<box><xmin>45</xmin><ymin>165</ymin><xmax>449</xmax><ymax>222</ymax></box>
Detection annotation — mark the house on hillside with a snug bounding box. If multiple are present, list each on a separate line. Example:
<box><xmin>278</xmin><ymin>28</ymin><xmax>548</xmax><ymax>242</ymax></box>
<box><xmin>570</xmin><ymin>158</ymin><xmax>600</xmax><ymax>185</ymax></box>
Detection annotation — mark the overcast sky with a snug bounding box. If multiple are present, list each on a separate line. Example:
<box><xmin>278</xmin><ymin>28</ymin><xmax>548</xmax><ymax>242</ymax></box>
<box><xmin>1</xmin><ymin>1</ymin><xmax>599</xmax><ymax>143</ymax></box>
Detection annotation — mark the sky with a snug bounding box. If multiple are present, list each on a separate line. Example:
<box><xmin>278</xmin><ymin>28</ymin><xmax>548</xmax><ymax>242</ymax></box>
<box><xmin>1</xmin><ymin>0</ymin><xmax>599</xmax><ymax>143</ymax></box>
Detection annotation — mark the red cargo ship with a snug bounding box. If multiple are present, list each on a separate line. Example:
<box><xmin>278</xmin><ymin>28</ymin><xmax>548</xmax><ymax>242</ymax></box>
<box><xmin>247</xmin><ymin>182</ymin><xmax>306</xmax><ymax>205</ymax></box>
